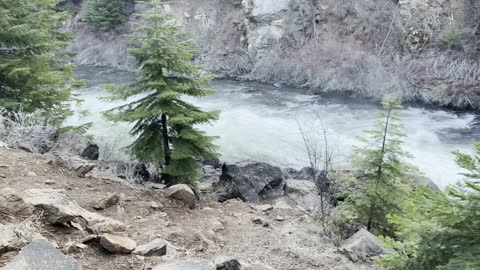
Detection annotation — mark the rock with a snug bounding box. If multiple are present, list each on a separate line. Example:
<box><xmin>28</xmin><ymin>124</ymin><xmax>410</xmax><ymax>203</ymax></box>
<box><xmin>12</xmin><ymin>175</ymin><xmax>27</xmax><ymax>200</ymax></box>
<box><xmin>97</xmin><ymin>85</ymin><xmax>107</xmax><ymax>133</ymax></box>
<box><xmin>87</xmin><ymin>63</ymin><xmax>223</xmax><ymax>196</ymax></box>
<box><xmin>340</xmin><ymin>228</ymin><xmax>393</xmax><ymax>262</ymax></box>
<box><xmin>99</xmin><ymin>234</ymin><xmax>137</xmax><ymax>254</ymax></box>
<box><xmin>0</xmin><ymin>224</ymin><xmax>23</xmax><ymax>254</ymax></box>
<box><xmin>166</xmin><ymin>184</ymin><xmax>196</xmax><ymax>209</ymax></box>
<box><xmin>93</xmin><ymin>193</ymin><xmax>123</xmax><ymax>210</ymax></box>
<box><xmin>0</xmin><ymin>188</ymin><xmax>34</xmax><ymax>217</ymax></box>
<box><xmin>50</xmin><ymin>132</ymin><xmax>99</xmax><ymax>160</ymax></box>
<box><xmin>64</xmin><ymin>243</ymin><xmax>88</xmax><ymax>254</ymax></box>
<box><xmin>1</xmin><ymin>240</ymin><xmax>81</xmax><ymax>270</ymax></box>
<box><xmin>250</xmin><ymin>204</ymin><xmax>273</xmax><ymax>212</ymax></box>
<box><xmin>285</xmin><ymin>179</ymin><xmax>322</xmax><ymax>212</ymax></box>
<box><xmin>276</xmin><ymin>216</ymin><xmax>284</xmax><ymax>221</ymax></box>
<box><xmin>213</xmin><ymin>162</ymin><xmax>286</xmax><ymax>202</ymax></box>
<box><xmin>152</xmin><ymin>259</ymin><xmax>215</xmax><ymax>270</ymax></box>
<box><xmin>145</xmin><ymin>182</ymin><xmax>166</xmax><ymax>190</ymax></box>
<box><xmin>133</xmin><ymin>238</ymin><xmax>167</xmax><ymax>256</ymax></box>
<box><xmin>48</xmin><ymin>153</ymin><xmax>95</xmax><ymax>178</ymax></box>
<box><xmin>44</xmin><ymin>180</ymin><xmax>55</xmax><ymax>185</ymax></box>
<box><xmin>285</xmin><ymin>179</ymin><xmax>317</xmax><ymax>195</ymax></box>
<box><xmin>215</xmin><ymin>258</ymin><xmax>242</xmax><ymax>270</ymax></box>
<box><xmin>21</xmin><ymin>189</ymin><xmax>126</xmax><ymax>233</ymax></box>
<box><xmin>8</xmin><ymin>125</ymin><xmax>58</xmax><ymax>154</ymax></box>
<box><xmin>148</xmin><ymin>202</ymin><xmax>162</xmax><ymax>210</ymax></box>
<box><xmin>26</xmin><ymin>172</ymin><xmax>37</xmax><ymax>177</ymax></box>
<box><xmin>211</xmin><ymin>220</ymin><xmax>225</xmax><ymax>232</ymax></box>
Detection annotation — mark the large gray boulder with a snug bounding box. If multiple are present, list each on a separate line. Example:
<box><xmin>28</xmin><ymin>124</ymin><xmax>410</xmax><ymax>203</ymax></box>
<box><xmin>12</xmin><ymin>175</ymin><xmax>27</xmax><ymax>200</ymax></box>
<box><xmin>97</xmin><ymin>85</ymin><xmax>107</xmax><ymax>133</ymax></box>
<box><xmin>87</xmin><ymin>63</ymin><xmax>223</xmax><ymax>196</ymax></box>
<box><xmin>153</xmin><ymin>259</ymin><xmax>215</xmax><ymax>270</ymax></box>
<box><xmin>7</xmin><ymin>125</ymin><xmax>58</xmax><ymax>154</ymax></box>
<box><xmin>50</xmin><ymin>132</ymin><xmax>99</xmax><ymax>160</ymax></box>
<box><xmin>213</xmin><ymin>162</ymin><xmax>285</xmax><ymax>202</ymax></box>
<box><xmin>340</xmin><ymin>229</ymin><xmax>392</xmax><ymax>262</ymax></box>
<box><xmin>1</xmin><ymin>240</ymin><xmax>81</xmax><ymax>270</ymax></box>
<box><xmin>20</xmin><ymin>189</ymin><xmax>126</xmax><ymax>233</ymax></box>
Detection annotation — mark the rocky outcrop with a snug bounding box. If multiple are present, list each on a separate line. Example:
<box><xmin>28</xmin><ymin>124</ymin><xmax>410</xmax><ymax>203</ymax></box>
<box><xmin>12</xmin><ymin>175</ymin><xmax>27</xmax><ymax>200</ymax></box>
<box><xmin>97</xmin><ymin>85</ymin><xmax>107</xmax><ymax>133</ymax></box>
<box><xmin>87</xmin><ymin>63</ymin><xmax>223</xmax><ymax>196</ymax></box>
<box><xmin>213</xmin><ymin>162</ymin><xmax>285</xmax><ymax>202</ymax></box>
<box><xmin>1</xmin><ymin>240</ymin><xmax>81</xmax><ymax>270</ymax></box>
<box><xmin>152</xmin><ymin>259</ymin><xmax>215</xmax><ymax>270</ymax></box>
<box><xmin>20</xmin><ymin>189</ymin><xmax>126</xmax><ymax>233</ymax></box>
<box><xmin>340</xmin><ymin>229</ymin><xmax>393</xmax><ymax>262</ymax></box>
<box><xmin>50</xmin><ymin>132</ymin><xmax>99</xmax><ymax>160</ymax></box>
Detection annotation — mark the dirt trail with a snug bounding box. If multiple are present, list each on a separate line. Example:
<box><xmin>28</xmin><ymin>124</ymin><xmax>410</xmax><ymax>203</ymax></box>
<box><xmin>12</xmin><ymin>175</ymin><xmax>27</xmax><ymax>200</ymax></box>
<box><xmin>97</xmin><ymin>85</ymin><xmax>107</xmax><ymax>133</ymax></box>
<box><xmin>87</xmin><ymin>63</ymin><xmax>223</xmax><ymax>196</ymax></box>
<box><xmin>0</xmin><ymin>147</ymin><xmax>372</xmax><ymax>270</ymax></box>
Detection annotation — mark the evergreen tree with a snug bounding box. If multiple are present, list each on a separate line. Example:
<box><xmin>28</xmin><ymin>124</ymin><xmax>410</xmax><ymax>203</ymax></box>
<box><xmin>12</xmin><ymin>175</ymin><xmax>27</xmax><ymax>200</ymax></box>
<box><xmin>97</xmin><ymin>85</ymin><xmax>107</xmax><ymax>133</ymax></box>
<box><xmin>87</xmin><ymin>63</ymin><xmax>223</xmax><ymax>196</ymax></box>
<box><xmin>0</xmin><ymin>0</ymin><xmax>77</xmax><ymax>124</ymax></box>
<box><xmin>104</xmin><ymin>0</ymin><xmax>220</xmax><ymax>185</ymax></box>
<box><xmin>339</xmin><ymin>99</ymin><xmax>413</xmax><ymax>236</ymax></box>
<box><xmin>81</xmin><ymin>0</ymin><xmax>127</xmax><ymax>32</ymax></box>
<box><xmin>378</xmin><ymin>143</ymin><xmax>480</xmax><ymax>269</ymax></box>
<box><xmin>439</xmin><ymin>22</ymin><xmax>461</xmax><ymax>48</ymax></box>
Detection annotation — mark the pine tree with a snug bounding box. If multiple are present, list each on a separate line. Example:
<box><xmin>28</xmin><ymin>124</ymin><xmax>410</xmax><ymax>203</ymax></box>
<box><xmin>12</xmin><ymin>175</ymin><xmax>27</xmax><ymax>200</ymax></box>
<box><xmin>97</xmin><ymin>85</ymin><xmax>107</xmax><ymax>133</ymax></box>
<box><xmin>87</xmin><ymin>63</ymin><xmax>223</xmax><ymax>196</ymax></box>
<box><xmin>439</xmin><ymin>22</ymin><xmax>461</xmax><ymax>48</ymax></box>
<box><xmin>340</xmin><ymin>99</ymin><xmax>413</xmax><ymax>236</ymax></box>
<box><xmin>377</xmin><ymin>143</ymin><xmax>480</xmax><ymax>269</ymax></box>
<box><xmin>81</xmin><ymin>0</ymin><xmax>127</xmax><ymax>32</ymax></box>
<box><xmin>0</xmin><ymin>0</ymin><xmax>77</xmax><ymax>124</ymax></box>
<box><xmin>104</xmin><ymin>0</ymin><xmax>220</xmax><ymax>185</ymax></box>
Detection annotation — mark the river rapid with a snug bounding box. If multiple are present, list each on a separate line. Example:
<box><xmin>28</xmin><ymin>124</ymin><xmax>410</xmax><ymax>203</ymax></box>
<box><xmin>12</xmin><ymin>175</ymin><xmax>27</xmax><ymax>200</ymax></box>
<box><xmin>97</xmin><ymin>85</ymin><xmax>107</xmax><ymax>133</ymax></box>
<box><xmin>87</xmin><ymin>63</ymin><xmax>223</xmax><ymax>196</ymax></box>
<box><xmin>67</xmin><ymin>66</ymin><xmax>480</xmax><ymax>188</ymax></box>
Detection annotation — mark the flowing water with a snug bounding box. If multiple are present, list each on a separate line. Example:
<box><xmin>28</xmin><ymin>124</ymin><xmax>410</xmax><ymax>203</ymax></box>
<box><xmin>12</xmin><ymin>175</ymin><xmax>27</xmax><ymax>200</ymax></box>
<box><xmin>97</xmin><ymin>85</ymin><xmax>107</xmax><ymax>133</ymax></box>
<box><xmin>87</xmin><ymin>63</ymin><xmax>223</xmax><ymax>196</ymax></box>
<box><xmin>67</xmin><ymin>66</ymin><xmax>480</xmax><ymax>188</ymax></box>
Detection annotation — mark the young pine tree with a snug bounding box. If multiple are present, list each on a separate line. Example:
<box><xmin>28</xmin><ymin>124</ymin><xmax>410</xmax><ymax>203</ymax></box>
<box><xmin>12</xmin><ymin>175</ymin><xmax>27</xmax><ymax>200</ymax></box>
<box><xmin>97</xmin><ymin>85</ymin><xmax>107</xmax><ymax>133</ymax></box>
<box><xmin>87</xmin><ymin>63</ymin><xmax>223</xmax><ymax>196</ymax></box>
<box><xmin>341</xmin><ymin>99</ymin><xmax>413</xmax><ymax>236</ymax></box>
<box><xmin>0</xmin><ymin>0</ymin><xmax>77</xmax><ymax>124</ymax></box>
<box><xmin>378</xmin><ymin>143</ymin><xmax>480</xmax><ymax>269</ymax></box>
<box><xmin>81</xmin><ymin>0</ymin><xmax>127</xmax><ymax>32</ymax></box>
<box><xmin>105</xmin><ymin>0</ymin><xmax>220</xmax><ymax>185</ymax></box>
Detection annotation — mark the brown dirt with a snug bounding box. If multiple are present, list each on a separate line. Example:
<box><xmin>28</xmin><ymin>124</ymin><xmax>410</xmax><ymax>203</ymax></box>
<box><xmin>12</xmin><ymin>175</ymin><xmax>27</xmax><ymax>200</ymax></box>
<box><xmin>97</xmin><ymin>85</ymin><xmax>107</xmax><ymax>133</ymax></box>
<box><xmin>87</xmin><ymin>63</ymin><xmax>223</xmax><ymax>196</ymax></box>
<box><xmin>0</xmin><ymin>147</ymin><xmax>373</xmax><ymax>270</ymax></box>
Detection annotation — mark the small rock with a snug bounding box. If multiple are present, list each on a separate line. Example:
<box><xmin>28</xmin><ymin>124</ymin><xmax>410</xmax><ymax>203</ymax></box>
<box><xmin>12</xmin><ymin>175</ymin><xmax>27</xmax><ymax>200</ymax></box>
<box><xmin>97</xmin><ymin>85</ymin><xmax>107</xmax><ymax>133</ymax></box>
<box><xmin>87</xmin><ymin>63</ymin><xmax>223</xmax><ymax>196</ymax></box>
<box><xmin>250</xmin><ymin>204</ymin><xmax>273</xmax><ymax>212</ymax></box>
<box><xmin>0</xmin><ymin>174</ymin><xmax>6</xmax><ymax>178</ymax></box>
<box><xmin>252</xmin><ymin>218</ymin><xmax>263</xmax><ymax>225</ymax></box>
<box><xmin>153</xmin><ymin>259</ymin><xmax>215</xmax><ymax>270</ymax></box>
<box><xmin>133</xmin><ymin>238</ymin><xmax>167</xmax><ymax>257</ymax></box>
<box><xmin>211</xmin><ymin>220</ymin><xmax>225</xmax><ymax>232</ymax></box>
<box><xmin>166</xmin><ymin>184</ymin><xmax>196</xmax><ymax>209</ymax></box>
<box><xmin>93</xmin><ymin>193</ymin><xmax>123</xmax><ymax>210</ymax></box>
<box><xmin>26</xmin><ymin>172</ymin><xmax>37</xmax><ymax>177</ymax></box>
<box><xmin>65</xmin><ymin>243</ymin><xmax>88</xmax><ymax>254</ymax></box>
<box><xmin>99</xmin><ymin>234</ymin><xmax>137</xmax><ymax>254</ymax></box>
<box><xmin>148</xmin><ymin>202</ymin><xmax>162</xmax><ymax>210</ymax></box>
<box><xmin>1</xmin><ymin>240</ymin><xmax>81</xmax><ymax>270</ymax></box>
<box><xmin>276</xmin><ymin>216</ymin><xmax>284</xmax><ymax>221</ymax></box>
<box><xmin>44</xmin><ymin>180</ymin><xmax>55</xmax><ymax>185</ymax></box>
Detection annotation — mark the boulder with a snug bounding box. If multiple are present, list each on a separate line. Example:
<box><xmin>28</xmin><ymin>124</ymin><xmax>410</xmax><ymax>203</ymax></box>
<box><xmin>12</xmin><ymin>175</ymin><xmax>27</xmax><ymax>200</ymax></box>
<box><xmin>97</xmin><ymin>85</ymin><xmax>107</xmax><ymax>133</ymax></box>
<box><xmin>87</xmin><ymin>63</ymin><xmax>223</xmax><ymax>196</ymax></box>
<box><xmin>99</xmin><ymin>234</ymin><xmax>136</xmax><ymax>254</ymax></box>
<box><xmin>285</xmin><ymin>179</ymin><xmax>322</xmax><ymax>212</ymax></box>
<box><xmin>166</xmin><ymin>184</ymin><xmax>196</xmax><ymax>209</ymax></box>
<box><xmin>93</xmin><ymin>193</ymin><xmax>123</xmax><ymax>210</ymax></box>
<box><xmin>0</xmin><ymin>224</ymin><xmax>23</xmax><ymax>254</ymax></box>
<box><xmin>20</xmin><ymin>189</ymin><xmax>126</xmax><ymax>233</ymax></box>
<box><xmin>7</xmin><ymin>125</ymin><xmax>58</xmax><ymax>154</ymax></box>
<box><xmin>48</xmin><ymin>154</ymin><xmax>95</xmax><ymax>178</ymax></box>
<box><xmin>50</xmin><ymin>132</ymin><xmax>99</xmax><ymax>160</ymax></box>
<box><xmin>1</xmin><ymin>240</ymin><xmax>81</xmax><ymax>270</ymax></box>
<box><xmin>0</xmin><ymin>188</ymin><xmax>34</xmax><ymax>217</ymax></box>
<box><xmin>132</xmin><ymin>238</ymin><xmax>167</xmax><ymax>256</ymax></box>
<box><xmin>340</xmin><ymin>228</ymin><xmax>392</xmax><ymax>262</ymax></box>
<box><xmin>213</xmin><ymin>162</ymin><xmax>285</xmax><ymax>202</ymax></box>
<box><xmin>152</xmin><ymin>259</ymin><xmax>215</xmax><ymax>270</ymax></box>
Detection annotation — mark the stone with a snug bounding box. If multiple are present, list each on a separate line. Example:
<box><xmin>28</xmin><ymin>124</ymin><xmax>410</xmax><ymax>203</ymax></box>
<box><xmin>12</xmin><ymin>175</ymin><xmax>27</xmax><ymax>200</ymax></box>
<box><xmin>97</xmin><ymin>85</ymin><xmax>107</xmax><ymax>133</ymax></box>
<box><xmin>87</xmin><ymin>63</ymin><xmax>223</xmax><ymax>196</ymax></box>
<box><xmin>148</xmin><ymin>202</ymin><xmax>162</xmax><ymax>210</ymax></box>
<box><xmin>213</xmin><ymin>162</ymin><xmax>285</xmax><ymax>202</ymax></box>
<box><xmin>50</xmin><ymin>132</ymin><xmax>99</xmax><ymax>160</ymax></box>
<box><xmin>211</xmin><ymin>220</ymin><xmax>225</xmax><ymax>232</ymax></box>
<box><xmin>166</xmin><ymin>184</ymin><xmax>196</xmax><ymax>209</ymax></box>
<box><xmin>99</xmin><ymin>234</ymin><xmax>136</xmax><ymax>254</ymax></box>
<box><xmin>20</xmin><ymin>189</ymin><xmax>126</xmax><ymax>233</ymax></box>
<box><xmin>132</xmin><ymin>238</ymin><xmax>167</xmax><ymax>256</ymax></box>
<box><xmin>8</xmin><ymin>125</ymin><xmax>58</xmax><ymax>154</ymax></box>
<box><xmin>145</xmin><ymin>182</ymin><xmax>166</xmax><ymax>190</ymax></box>
<box><xmin>276</xmin><ymin>216</ymin><xmax>284</xmax><ymax>221</ymax></box>
<box><xmin>48</xmin><ymin>154</ymin><xmax>95</xmax><ymax>178</ymax></box>
<box><xmin>340</xmin><ymin>228</ymin><xmax>393</xmax><ymax>262</ymax></box>
<box><xmin>26</xmin><ymin>172</ymin><xmax>37</xmax><ymax>177</ymax></box>
<box><xmin>152</xmin><ymin>259</ymin><xmax>215</xmax><ymax>270</ymax></box>
<box><xmin>0</xmin><ymin>188</ymin><xmax>34</xmax><ymax>217</ymax></box>
<box><xmin>0</xmin><ymin>224</ymin><xmax>23</xmax><ymax>254</ymax></box>
<box><xmin>44</xmin><ymin>180</ymin><xmax>55</xmax><ymax>185</ymax></box>
<box><xmin>93</xmin><ymin>193</ymin><xmax>123</xmax><ymax>210</ymax></box>
<box><xmin>1</xmin><ymin>240</ymin><xmax>81</xmax><ymax>270</ymax></box>
<box><xmin>285</xmin><ymin>179</ymin><xmax>322</xmax><ymax>212</ymax></box>
<box><xmin>215</xmin><ymin>258</ymin><xmax>242</xmax><ymax>270</ymax></box>
<box><xmin>250</xmin><ymin>204</ymin><xmax>273</xmax><ymax>212</ymax></box>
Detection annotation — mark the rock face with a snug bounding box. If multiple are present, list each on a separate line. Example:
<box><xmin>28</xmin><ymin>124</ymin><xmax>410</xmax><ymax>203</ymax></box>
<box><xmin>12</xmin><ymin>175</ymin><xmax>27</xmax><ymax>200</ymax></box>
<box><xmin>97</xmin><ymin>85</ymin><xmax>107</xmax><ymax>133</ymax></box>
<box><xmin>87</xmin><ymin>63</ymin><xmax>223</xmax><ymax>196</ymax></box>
<box><xmin>340</xmin><ymin>228</ymin><xmax>392</xmax><ymax>262</ymax></box>
<box><xmin>213</xmin><ymin>162</ymin><xmax>285</xmax><ymax>202</ymax></box>
<box><xmin>20</xmin><ymin>189</ymin><xmax>126</xmax><ymax>233</ymax></box>
<box><xmin>1</xmin><ymin>240</ymin><xmax>81</xmax><ymax>270</ymax></box>
<box><xmin>0</xmin><ymin>188</ymin><xmax>34</xmax><ymax>217</ymax></box>
<box><xmin>152</xmin><ymin>259</ymin><xmax>215</xmax><ymax>270</ymax></box>
<box><xmin>8</xmin><ymin>126</ymin><xmax>58</xmax><ymax>154</ymax></box>
<box><xmin>50</xmin><ymin>132</ymin><xmax>99</xmax><ymax>160</ymax></box>
<box><xmin>99</xmin><ymin>234</ymin><xmax>137</xmax><ymax>254</ymax></box>
<box><xmin>132</xmin><ymin>238</ymin><xmax>167</xmax><ymax>257</ymax></box>
<box><xmin>166</xmin><ymin>184</ymin><xmax>196</xmax><ymax>209</ymax></box>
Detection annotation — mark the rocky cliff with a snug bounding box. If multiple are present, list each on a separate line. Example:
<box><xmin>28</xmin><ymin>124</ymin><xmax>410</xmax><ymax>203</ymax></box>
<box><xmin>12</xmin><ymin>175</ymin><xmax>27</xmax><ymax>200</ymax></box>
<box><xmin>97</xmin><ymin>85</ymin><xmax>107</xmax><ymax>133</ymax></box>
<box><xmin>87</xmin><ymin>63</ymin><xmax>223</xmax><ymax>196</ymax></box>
<box><xmin>70</xmin><ymin>0</ymin><xmax>480</xmax><ymax>109</ymax></box>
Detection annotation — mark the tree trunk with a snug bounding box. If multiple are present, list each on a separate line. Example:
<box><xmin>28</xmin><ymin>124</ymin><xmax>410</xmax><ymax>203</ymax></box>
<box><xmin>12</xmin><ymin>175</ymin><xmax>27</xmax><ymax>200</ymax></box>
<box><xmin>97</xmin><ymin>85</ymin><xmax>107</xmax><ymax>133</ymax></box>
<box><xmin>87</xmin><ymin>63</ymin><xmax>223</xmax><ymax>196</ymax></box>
<box><xmin>161</xmin><ymin>114</ymin><xmax>171</xmax><ymax>184</ymax></box>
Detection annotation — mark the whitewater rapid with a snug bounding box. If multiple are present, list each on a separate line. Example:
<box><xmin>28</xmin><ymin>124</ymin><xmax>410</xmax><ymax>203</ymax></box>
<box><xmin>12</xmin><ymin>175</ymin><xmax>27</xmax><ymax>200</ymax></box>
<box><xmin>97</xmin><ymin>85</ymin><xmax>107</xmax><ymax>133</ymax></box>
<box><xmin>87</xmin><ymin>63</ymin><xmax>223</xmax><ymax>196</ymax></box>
<box><xmin>67</xmin><ymin>67</ymin><xmax>480</xmax><ymax>188</ymax></box>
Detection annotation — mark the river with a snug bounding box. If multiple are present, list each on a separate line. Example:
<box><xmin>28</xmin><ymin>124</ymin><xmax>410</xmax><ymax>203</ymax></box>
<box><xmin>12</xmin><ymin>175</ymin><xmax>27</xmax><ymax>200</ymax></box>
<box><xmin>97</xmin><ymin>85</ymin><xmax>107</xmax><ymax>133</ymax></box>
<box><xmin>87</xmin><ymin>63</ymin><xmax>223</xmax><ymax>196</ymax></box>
<box><xmin>67</xmin><ymin>66</ymin><xmax>480</xmax><ymax>188</ymax></box>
